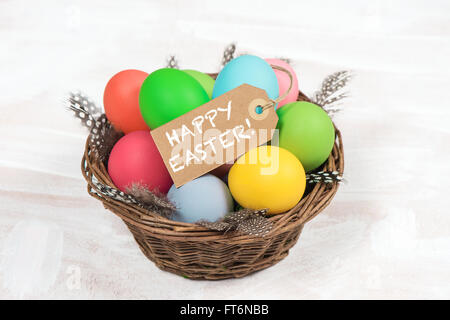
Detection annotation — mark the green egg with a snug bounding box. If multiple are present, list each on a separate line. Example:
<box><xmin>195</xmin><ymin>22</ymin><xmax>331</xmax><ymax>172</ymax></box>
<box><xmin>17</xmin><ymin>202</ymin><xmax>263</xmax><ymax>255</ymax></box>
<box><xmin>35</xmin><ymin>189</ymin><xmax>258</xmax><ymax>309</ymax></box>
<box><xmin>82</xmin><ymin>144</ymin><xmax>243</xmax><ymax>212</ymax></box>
<box><xmin>139</xmin><ymin>68</ymin><xmax>209</xmax><ymax>129</ymax></box>
<box><xmin>182</xmin><ymin>69</ymin><xmax>215</xmax><ymax>99</ymax></box>
<box><xmin>276</xmin><ymin>101</ymin><xmax>335</xmax><ymax>172</ymax></box>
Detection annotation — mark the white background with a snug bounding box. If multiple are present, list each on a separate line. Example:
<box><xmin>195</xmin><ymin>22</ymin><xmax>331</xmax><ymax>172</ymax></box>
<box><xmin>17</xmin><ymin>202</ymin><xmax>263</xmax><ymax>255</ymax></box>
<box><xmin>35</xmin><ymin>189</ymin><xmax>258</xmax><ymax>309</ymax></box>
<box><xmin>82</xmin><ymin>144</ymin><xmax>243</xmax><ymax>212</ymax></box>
<box><xmin>1</xmin><ymin>0</ymin><xmax>449</xmax><ymax>299</ymax></box>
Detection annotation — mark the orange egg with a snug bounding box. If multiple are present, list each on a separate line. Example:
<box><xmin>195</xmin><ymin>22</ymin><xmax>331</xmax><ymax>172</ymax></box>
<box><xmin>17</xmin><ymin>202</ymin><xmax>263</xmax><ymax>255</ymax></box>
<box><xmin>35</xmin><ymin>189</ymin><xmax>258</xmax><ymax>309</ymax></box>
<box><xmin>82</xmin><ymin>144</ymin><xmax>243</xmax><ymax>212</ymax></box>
<box><xmin>104</xmin><ymin>69</ymin><xmax>149</xmax><ymax>134</ymax></box>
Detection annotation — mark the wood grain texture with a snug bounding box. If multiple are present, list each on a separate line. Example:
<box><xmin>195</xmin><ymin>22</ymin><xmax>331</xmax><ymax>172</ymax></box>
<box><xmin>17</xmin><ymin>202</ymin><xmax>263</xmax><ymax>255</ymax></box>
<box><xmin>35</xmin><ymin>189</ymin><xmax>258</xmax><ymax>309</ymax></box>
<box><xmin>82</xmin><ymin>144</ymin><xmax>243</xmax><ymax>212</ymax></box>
<box><xmin>1</xmin><ymin>0</ymin><xmax>449</xmax><ymax>299</ymax></box>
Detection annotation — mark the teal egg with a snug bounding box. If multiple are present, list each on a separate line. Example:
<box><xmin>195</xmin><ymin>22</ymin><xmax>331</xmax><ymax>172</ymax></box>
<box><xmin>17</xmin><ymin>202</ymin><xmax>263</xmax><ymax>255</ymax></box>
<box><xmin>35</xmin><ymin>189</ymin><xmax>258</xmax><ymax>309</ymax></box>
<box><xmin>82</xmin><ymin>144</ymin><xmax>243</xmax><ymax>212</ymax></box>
<box><xmin>212</xmin><ymin>55</ymin><xmax>279</xmax><ymax>102</ymax></box>
<box><xmin>167</xmin><ymin>174</ymin><xmax>234</xmax><ymax>223</ymax></box>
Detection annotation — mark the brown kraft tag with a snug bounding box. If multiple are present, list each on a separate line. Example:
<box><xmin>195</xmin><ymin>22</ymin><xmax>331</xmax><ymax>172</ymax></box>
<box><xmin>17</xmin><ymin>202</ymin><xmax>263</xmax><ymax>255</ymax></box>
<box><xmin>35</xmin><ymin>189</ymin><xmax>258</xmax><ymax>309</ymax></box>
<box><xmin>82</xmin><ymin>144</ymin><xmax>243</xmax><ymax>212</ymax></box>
<box><xmin>151</xmin><ymin>84</ymin><xmax>279</xmax><ymax>187</ymax></box>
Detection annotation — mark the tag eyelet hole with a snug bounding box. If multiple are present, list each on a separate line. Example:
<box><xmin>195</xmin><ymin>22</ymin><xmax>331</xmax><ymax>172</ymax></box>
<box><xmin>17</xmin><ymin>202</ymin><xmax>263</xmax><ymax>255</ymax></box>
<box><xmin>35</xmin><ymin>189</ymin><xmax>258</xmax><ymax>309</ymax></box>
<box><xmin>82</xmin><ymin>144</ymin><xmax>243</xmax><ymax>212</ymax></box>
<box><xmin>255</xmin><ymin>106</ymin><xmax>263</xmax><ymax>114</ymax></box>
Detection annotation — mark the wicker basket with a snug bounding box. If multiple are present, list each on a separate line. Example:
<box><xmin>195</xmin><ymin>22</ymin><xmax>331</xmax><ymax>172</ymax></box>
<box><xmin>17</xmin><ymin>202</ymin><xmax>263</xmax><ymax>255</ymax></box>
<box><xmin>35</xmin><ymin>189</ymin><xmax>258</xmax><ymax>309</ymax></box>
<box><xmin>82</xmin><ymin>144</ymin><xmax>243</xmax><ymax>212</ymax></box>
<box><xmin>81</xmin><ymin>84</ymin><xmax>344</xmax><ymax>280</ymax></box>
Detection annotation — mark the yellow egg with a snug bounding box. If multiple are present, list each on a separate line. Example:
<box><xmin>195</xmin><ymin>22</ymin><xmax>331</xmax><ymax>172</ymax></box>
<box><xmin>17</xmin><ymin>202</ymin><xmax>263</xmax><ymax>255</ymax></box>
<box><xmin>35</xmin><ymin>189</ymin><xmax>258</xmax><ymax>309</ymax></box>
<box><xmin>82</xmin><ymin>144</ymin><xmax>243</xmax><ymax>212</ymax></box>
<box><xmin>228</xmin><ymin>146</ymin><xmax>306</xmax><ymax>214</ymax></box>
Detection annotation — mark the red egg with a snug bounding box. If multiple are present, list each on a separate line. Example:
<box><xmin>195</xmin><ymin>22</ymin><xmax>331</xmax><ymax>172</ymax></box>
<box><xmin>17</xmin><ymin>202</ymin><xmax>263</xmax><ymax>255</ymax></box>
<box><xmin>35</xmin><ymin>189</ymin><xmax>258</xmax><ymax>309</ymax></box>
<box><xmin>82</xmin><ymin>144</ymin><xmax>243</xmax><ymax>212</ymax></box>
<box><xmin>108</xmin><ymin>131</ymin><xmax>172</xmax><ymax>193</ymax></box>
<box><xmin>104</xmin><ymin>69</ymin><xmax>149</xmax><ymax>134</ymax></box>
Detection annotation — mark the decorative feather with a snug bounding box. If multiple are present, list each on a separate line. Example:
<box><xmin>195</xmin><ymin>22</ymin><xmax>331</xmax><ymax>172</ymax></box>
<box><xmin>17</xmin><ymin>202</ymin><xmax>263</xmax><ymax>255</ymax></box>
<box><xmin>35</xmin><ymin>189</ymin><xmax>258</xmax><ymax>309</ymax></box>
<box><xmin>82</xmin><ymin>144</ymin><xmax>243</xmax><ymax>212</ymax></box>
<box><xmin>236</xmin><ymin>215</ymin><xmax>272</xmax><ymax>236</ymax></box>
<box><xmin>67</xmin><ymin>91</ymin><xmax>102</xmax><ymax>129</ymax></box>
<box><xmin>166</xmin><ymin>55</ymin><xmax>179</xmax><ymax>69</ymax></box>
<box><xmin>66</xmin><ymin>92</ymin><xmax>123</xmax><ymax>162</ymax></box>
<box><xmin>90</xmin><ymin>179</ymin><xmax>176</xmax><ymax>218</ymax></box>
<box><xmin>306</xmin><ymin>171</ymin><xmax>343</xmax><ymax>184</ymax></box>
<box><xmin>198</xmin><ymin>208</ymin><xmax>272</xmax><ymax>237</ymax></box>
<box><xmin>91</xmin><ymin>179</ymin><xmax>139</xmax><ymax>205</ymax></box>
<box><xmin>89</xmin><ymin>114</ymin><xmax>124</xmax><ymax>162</ymax></box>
<box><xmin>126</xmin><ymin>183</ymin><xmax>176</xmax><ymax>218</ymax></box>
<box><xmin>311</xmin><ymin>70</ymin><xmax>352</xmax><ymax>116</ymax></box>
<box><xmin>222</xmin><ymin>43</ymin><xmax>236</xmax><ymax>66</ymax></box>
<box><xmin>278</xmin><ymin>57</ymin><xmax>292</xmax><ymax>64</ymax></box>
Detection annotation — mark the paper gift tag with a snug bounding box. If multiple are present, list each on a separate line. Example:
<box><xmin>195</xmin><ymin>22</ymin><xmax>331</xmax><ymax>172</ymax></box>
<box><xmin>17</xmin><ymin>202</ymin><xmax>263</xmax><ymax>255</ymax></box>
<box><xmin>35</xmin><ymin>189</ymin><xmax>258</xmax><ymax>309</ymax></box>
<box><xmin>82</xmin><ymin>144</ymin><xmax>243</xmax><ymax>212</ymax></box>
<box><xmin>151</xmin><ymin>84</ymin><xmax>279</xmax><ymax>187</ymax></box>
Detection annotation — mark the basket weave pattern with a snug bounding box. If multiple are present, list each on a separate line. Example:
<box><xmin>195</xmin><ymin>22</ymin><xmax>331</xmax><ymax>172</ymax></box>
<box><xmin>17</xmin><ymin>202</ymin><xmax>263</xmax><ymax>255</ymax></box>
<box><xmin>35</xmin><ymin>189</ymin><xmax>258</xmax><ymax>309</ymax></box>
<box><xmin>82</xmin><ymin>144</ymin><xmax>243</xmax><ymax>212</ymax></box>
<box><xmin>81</xmin><ymin>89</ymin><xmax>344</xmax><ymax>280</ymax></box>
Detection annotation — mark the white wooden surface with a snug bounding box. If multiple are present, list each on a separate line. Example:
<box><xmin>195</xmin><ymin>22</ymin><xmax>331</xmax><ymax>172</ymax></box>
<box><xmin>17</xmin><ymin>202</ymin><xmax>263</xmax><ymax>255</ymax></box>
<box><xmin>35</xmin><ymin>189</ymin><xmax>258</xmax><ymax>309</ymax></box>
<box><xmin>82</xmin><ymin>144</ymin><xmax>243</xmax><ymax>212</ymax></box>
<box><xmin>1</xmin><ymin>0</ymin><xmax>449</xmax><ymax>299</ymax></box>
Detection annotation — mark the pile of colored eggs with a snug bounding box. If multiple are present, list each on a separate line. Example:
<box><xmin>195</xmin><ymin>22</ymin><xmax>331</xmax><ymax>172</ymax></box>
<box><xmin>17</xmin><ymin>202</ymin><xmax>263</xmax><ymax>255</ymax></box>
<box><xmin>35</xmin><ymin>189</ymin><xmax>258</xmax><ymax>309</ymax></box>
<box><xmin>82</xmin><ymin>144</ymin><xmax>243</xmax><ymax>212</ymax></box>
<box><xmin>104</xmin><ymin>55</ymin><xmax>335</xmax><ymax>223</ymax></box>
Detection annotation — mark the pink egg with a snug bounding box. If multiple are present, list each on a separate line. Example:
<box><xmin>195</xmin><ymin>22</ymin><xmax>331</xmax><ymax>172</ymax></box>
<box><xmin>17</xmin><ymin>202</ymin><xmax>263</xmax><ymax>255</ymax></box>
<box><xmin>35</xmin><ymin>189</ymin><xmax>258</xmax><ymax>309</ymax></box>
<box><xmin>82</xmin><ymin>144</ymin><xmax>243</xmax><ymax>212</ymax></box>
<box><xmin>108</xmin><ymin>130</ymin><xmax>172</xmax><ymax>193</ymax></box>
<box><xmin>265</xmin><ymin>58</ymin><xmax>299</xmax><ymax>108</ymax></box>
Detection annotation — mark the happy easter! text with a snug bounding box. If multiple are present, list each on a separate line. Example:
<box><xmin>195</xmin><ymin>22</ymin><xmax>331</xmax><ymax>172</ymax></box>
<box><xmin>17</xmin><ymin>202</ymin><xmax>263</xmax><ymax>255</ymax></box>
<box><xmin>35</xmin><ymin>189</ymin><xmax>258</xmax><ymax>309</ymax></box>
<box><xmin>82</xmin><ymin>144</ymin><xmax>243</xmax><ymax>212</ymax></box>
<box><xmin>165</xmin><ymin>100</ymin><xmax>254</xmax><ymax>173</ymax></box>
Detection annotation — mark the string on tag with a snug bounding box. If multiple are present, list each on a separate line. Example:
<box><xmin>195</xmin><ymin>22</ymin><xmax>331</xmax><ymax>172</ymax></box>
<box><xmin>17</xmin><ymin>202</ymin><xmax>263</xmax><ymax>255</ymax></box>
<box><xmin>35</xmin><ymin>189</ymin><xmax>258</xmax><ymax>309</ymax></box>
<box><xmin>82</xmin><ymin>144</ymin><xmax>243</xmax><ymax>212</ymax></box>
<box><xmin>259</xmin><ymin>65</ymin><xmax>294</xmax><ymax>112</ymax></box>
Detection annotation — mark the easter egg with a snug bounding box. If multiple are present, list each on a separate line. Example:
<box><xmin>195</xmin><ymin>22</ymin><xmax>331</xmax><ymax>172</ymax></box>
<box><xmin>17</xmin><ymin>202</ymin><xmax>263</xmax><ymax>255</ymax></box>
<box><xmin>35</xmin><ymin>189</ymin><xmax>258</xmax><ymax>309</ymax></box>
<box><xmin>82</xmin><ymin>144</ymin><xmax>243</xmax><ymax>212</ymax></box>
<box><xmin>183</xmin><ymin>69</ymin><xmax>215</xmax><ymax>99</ymax></box>
<box><xmin>276</xmin><ymin>101</ymin><xmax>335</xmax><ymax>172</ymax></box>
<box><xmin>228</xmin><ymin>146</ymin><xmax>306</xmax><ymax>214</ymax></box>
<box><xmin>108</xmin><ymin>130</ymin><xmax>172</xmax><ymax>193</ymax></box>
<box><xmin>139</xmin><ymin>68</ymin><xmax>210</xmax><ymax>129</ymax></box>
<box><xmin>265</xmin><ymin>58</ymin><xmax>299</xmax><ymax>107</ymax></box>
<box><xmin>168</xmin><ymin>174</ymin><xmax>234</xmax><ymax>223</ymax></box>
<box><xmin>104</xmin><ymin>69</ymin><xmax>149</xmax><ymax>134</ymax></box>
<box><xmin>212</xmin><ymin>55</ymin><xmax>279</xmax><ymax>102</ymax></box>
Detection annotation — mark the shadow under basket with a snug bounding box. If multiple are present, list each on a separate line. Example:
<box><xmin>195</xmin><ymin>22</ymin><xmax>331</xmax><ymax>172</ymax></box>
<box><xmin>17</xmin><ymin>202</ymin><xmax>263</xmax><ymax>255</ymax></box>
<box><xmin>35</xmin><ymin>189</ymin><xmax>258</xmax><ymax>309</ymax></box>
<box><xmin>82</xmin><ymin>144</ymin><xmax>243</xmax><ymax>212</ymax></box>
<box><xmin>81</xmin><ymin>88</ymin><xmax>344</xmax><ymax>280</ymax></box>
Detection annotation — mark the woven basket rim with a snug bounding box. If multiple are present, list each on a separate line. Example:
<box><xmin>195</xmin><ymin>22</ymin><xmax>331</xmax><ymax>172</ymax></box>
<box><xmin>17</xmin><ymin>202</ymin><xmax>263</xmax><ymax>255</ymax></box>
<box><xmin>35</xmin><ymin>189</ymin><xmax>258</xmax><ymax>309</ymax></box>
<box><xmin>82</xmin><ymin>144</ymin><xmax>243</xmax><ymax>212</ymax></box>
<box><xmin>81</xmin><ymin>89</ymin><xmax>344</xmax><ymax>242</ymax></box>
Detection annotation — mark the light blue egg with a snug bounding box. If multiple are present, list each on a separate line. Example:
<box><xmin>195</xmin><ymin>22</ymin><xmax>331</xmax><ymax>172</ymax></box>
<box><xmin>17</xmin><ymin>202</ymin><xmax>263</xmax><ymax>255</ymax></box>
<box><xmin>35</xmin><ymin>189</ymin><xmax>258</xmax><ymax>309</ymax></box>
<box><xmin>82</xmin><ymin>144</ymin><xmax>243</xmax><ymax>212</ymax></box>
<box><xmin>212</xmin><ymin>55</ymin><xmax>279</xmax><ymax>102</ymax></box>
<box><xmin>168</xmin><ymin>174</ymin><xmax>234</xmax><ymax>223</ymax></box>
